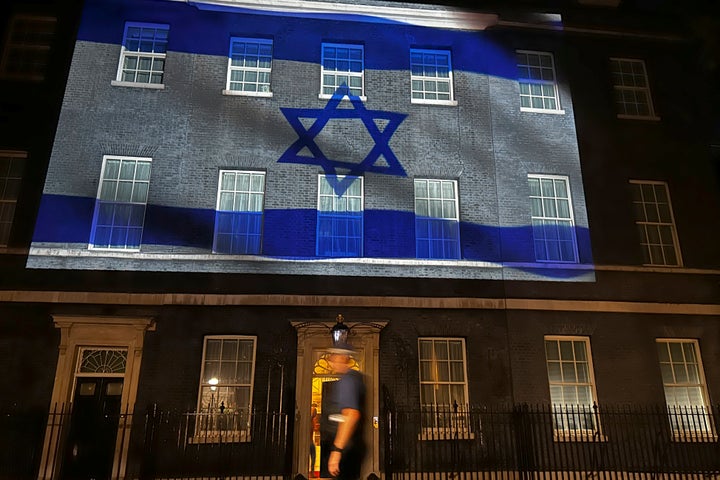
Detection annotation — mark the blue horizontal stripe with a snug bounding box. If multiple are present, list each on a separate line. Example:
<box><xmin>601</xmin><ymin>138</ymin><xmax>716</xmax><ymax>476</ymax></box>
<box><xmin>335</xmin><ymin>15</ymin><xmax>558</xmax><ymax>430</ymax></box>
<box><xmin>77</xmin><ymin>0</ymin><xmax>518</xmax><ymax>79</ymax></box>
<box><xmin>32</xmin><ymin>194</ymin><xmax>592</xmax><ymax>268</ymax></box>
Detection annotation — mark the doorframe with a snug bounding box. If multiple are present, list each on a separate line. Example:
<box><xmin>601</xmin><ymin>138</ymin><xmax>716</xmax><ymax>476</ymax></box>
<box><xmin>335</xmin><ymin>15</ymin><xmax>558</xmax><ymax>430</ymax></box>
<box><xmin>291</xmin><ymin>319</ymin><xmax>386</xmax><ymax>480</ymax></box>
<box><xmin>38</xmin><ymin>315</ymin><xmax>155</xmax><ymax>480</ymax></box>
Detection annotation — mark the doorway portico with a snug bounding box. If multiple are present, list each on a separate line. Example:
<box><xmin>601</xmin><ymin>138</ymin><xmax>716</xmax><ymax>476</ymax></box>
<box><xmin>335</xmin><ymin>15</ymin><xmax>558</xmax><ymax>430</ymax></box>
<box><xmin>292</xmin><ymin>318</ymin><xmax>386</xmax><ymax>480</ymax></box>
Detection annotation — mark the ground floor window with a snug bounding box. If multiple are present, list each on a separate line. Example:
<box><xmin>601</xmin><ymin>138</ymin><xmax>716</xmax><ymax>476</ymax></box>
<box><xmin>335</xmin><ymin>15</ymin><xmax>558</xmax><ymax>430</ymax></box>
<box><xmin>195</xmin><ymin>336</ymin><xmax>257</xmax><ymax>442</ymax></box>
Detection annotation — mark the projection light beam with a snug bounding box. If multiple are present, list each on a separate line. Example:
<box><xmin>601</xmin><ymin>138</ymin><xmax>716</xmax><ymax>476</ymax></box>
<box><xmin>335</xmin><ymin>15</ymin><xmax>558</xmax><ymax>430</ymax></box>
<box><xmin>278</xmin><ymin>84</ymin><xmax>408</xmax><ymax>197</ymax></box>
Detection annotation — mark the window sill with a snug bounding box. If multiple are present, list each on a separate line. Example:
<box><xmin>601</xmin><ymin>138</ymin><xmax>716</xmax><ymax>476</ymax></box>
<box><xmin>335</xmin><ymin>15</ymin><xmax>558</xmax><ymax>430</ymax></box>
<box><xmin>671</xmin><ymin>433</ymin><xmax>718</xmax><ymax>443</ymax></box>
<box><xmin>553</xmin><ymin>431</ymin><xmax>606</xmax><ymax>442</ymax></box>
<box><xmin>418</xmin><ymin>430</ymin><xmax>475</xmax><ymax>441</ymax></box>
<box><xmin>222</xmin><ymin>89</ymin><xmax>272</xmax><ymax>98</ymax></box>
<box><xmin>188</xmin><ymin>431</ymin><xmax>251</xmax><ymax>444</ymax></box>
<box><xmin>520</xmin><ymin>107</ymin><xmax>566</xmax><ymax>115</ymax></box>
<box><xmin>88</xmin><ymin>246</ymin><xmax>141</xmax><ymax>253</ymax></box>
<box><xmin>617</xmin><ymin>114</ymin><xmax>661</xmax><ymax>121</ymax></box>
<box><xmin>111</xmin><ymin>80</ymin><xmax>165</xmax><ymax>90</ymax></box>
<box><xmin>319</xmin><ymin>94</ymin><xmax>367</xmax><ymax>102</ymax></box>
<box><xmin>411</xmin><ymin>99</ymin><xmax>458</xmax><ymax>106</ymax></box>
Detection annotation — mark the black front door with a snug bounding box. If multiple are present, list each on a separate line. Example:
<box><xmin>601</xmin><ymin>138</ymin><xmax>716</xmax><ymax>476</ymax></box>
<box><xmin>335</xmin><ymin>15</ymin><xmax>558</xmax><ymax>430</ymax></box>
<box><xmin>62</xmin><ymin>377</ymin><xmax>123</xmax><ymax>480</ymax></box>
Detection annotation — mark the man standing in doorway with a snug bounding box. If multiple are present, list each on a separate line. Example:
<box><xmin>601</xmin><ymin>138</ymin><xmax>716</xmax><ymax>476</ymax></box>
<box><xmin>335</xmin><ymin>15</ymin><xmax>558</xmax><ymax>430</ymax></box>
<box><xmin>326</xmin><ymin>343</ymin><xmax>365</xmax><ymax>480</ymax></box>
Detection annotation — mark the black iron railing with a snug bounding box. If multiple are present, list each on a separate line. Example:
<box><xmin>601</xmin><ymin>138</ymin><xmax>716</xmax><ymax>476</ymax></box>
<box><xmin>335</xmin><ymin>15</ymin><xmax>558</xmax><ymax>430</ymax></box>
<box><xmin>2</xmin><ymin>403</ymin><xmax>719</xmax><ymax>479</ymax></box>
<box><xmin>383</xmin><ymin>403</ymin><xmax>720</xmax><ymax>480</ymax></box>
<box><xmin>0</xmin><ymin>404</ymin><xmax>291</xmax><ymax>480</ymax></box>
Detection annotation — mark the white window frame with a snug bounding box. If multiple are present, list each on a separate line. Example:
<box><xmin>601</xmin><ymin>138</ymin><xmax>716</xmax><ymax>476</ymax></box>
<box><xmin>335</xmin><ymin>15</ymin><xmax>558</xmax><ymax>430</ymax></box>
<box><xmin>528</xmin><ymin>174</ymin><xmax>579</xmax><ymax>263</ymax></box>
<box><xmin>410</xmin><ymin>49</ymin><xmax>457</xmax><ymax>106</ymax></box>
<box><xmin>544</xmin><ymin>336</ymin><xmax>600</xmax><ymax>441</ymax></box>
<box><xmin>517</xmin><ymin>50</ymin><xmax>564</xmax><ymax>114</ymax></box>
<box><xmin>610</xmin><ymin>58</ymin><xmax>660</xmax><ymax>121</ymax></box>
<box><xmin>418</xmin><ymin>337</ymin><xmax>470</xmax><ymax>439</ymax></box>
<box><xmin>89</xmin><ymin>155</ymin><xmax>152</xmax><ymax>252</ymax></box>
<box><xmin>213</xmin><ymin>170</ymin><xmax>266</xmax><ymax>254</ymax></box>
<box><xmin>222</xmin><ymin>37</ymin><xmax>273</xmax><ymax>97</ymax></box>
<box><xmin>656</xmin><ymin>339</ymin><xmax>715</xmax><ymax>441</ymax></box>
<box><xmin>0</xmin><ymin>151</ymin><xmax>27</xmax><ymax>247</ymax></box>
<box><xmin>316</xmin><ymin>174</ymin><xmax>364</xmax><ymax>257</ymax></box>
<box><xmin>320</xmin><ymin>43</ymin><xmax>365</xmax><ymax>101</ymax></box>
<box><xmin>414</xmin><ymin>178</ymin><xmax>461</xmax><ymax>259</ymax></box>
<box><xmin>629</xmin><ymin>180</ymin><xmax>682</xmax><ymax>267</ymax></box>
<box><xmin>0</xmin><ymin>14</ymin><xmax>56</xmax><ymax>81</ymax></box>
<box><xmin>193</xmin><ymin>335</ymin><xmax>257</xmax><ymax>444</ymax></box>
<box><xmin>112</xmin><ymin>22</ymin><xmax>168</xmax><ymax>89</ymax></box>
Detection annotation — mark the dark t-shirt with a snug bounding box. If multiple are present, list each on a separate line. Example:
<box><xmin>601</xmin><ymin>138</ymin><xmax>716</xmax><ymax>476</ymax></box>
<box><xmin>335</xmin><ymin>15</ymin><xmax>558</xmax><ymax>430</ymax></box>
<box><xmin>325</xmin><ymin>370</ymin><xmax>365</xmax><ymax>446</ymax></box>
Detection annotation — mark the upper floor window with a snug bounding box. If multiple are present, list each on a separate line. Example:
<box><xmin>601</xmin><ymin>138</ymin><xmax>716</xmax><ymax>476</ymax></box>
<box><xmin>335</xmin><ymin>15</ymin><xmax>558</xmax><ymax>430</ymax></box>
<box><xmin>0</xmin><ymin>151</ymin><xmax>27</xmax><ymax>246</ymax></box>
<box><xmin>610</xmin><ymin>58</ymin><xmax>658</xmax><ymax>120</ymax></box>
<box><xmin>629</xmin><ymin>181</ymin><xmax>681</xmax><ymax>266</ymax></box>
<box><xmin>213</xmin><ymin>170</ymin><xmax>265</xmax><ymax>255</ymax></box>
<box><xmin>545</xmin><ymin>336</ymin><xmax>599</xmax><ymax>439</ymax></box>
<box><xmin>113</xmin><ymin>22</ymin><xmax>168</xmax><ymax>88</ymax></box>
<box><xmin>419</xmin><ymin>338</ymin><xmax>469</xmax><ymax>435</ymax></box>
<box><xmin>656</xmin><ymin>340</ymin><xmax>713</xmax><ymax>439</ymax></box>
<box><xmin>196</xmin><ymin>336</ymin><xmax>257</xmax><ymax>442</ymax></box>
<box><xmin>317</xmin><ymin>175</ymin><xmax>363</xmax><ymax>257</ymax></box>
<box><xmin>224</xmin><ymin>38</ymin><xmax>272</xmax><ymax>97</ymax></box>
<box><xmin>517</xmin><ymin>50</ymin><xmax>562</xmax><ymax>113</ymax></box>
<box><xmin>410</xmin><ymin>49</ymin><xmax>455</xmax><ymax>105</ymax></box>
<box><xmin>414</xmin><ymin>179</ymin><xmax>460</xmax><ymax>259</ymax></box>
<box><xmin>528</xmin><ymin>175</ymin><xmax>578</xmax><ymax>263</ymax></box>
<box><xmin>321</xmin><ymin>43</ymin><xmax>364</xmax><ymax>99</ymax></box>
<box><xmin>0</xmin><ymin>14</ymin><xmax>56</xmax><ymax>81</ymax></box>
<box><xmin>90</xmin><ymin>155</ymin><xmax>151</xmax><ymax>251</ymax></box>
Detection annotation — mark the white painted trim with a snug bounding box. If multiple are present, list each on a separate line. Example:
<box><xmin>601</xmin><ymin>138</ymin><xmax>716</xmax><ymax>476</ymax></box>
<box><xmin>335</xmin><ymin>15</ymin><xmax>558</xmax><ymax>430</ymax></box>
<box><xmin>179</xmin><ymin>0</ymin><xmax>499</xmax><ymax>31</ymax></box>
<box><xmin>222</xmin><ymin>89</ymin><xmax>273</xmax><ymax>97</ymax></box>
<box><xmin>411</xmin><ymin>99</ymin><xmax>458</xmax><ymax>106</ymax></box>
<box><xmin>1</xmin><ymin>291</ymin><xmax>719</xmax><ymax>315</ymax></box>
<box><xmin>520</xmin><ymin>107</ymin><xmax>566</xmax><ymax>115</ymax></box>
<box><xmin>22</xmin><ymin>248</ymin><xmax>720</xmax><ymax>275</ymax></box>
<box><xmin>111</xmin><ymin>80</ymin><xmax>165</xmax><ymax>89</ymax></box>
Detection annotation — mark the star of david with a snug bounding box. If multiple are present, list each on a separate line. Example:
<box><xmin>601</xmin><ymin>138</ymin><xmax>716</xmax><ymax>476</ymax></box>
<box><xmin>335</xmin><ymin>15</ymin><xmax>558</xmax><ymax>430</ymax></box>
<box><xmin>278</xmin><ymin>85</ymin><xmax>408</xmax><ymax>196</ymax></box>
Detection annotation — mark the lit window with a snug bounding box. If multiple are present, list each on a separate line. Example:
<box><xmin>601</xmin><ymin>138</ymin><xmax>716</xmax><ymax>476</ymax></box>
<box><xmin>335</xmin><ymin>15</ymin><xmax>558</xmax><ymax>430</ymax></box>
<box><xmin>528</xmin><ymin>175</ymin><xmax>578</xmax><ymax>262</ymax></box>
<box><xmin>213</xmin><ymin>170</ymin><xmax>265</xmax><ymax>255</ymax></box>
<box><xmin>317</xmin><ymin>175</ymin><xmax>363</xmax><ymax>257</ymax></box>
<box><xmin>414</xmin><ymin>179</ymin><xmax>460</xmax><ymax>259</ymax></box>
<box><xmin>224</xmin><ymin>38</ymin><xmax>272</xmax><ymax>96</ymax></box>
<box><xmin>196</xmin><ymin>336</ymin><xmax>256</xmax><ymax>442</ymax></box>
<box><xmin>321</xmin><ymin>43</ymin><xmax>363</xmax><ymax>98</ymax></box>
<box><xmin>656</xmin><ymin>340</ymin><xmax>713</xmax><ymax>439</ymax></box>
<box><xmin>517</xmin><ymin>50</ymin><xmax>561</xmax><ymax>112</ymax></box>
<box><xmin>114</xmin><ymin>22</ymin><xmax>168</xmax><ymax>86</ymax></box>
<box><xmin>418</xmin><ymin>338</ymin><xmax>469</xmax><ymax>434</ymax></box>
<box><xmin>410</xmin><ymin>49</ymin><xmax>454</xmax><ymax>104</ymax></box>
<box><xmin>0</xmin><ymin>14</ymin><xmax>56</xmax><ymax>81</ymax></box>
<box><xmin>545</xmin><ymin>337</ymin><xmax>599</xmax><ymax>437</ymax></box>
<box><xmin>610</xmin><ymin>58</ymin><xmax>657</xmax><ymax>119</ymax></box>
<box><xmin>0</xmin><ymin>151</ymin><xmax>27</xmax><ymax>246</ymax></box>
<box><xmin>630</xmin><ymin>181</ymin><xmax>681</xmax><ymax>266</ymax></box>
<box><xmin>90</xmin><ymin>156</ymin><xmax>151</xmax><ymax>251</ymax></box>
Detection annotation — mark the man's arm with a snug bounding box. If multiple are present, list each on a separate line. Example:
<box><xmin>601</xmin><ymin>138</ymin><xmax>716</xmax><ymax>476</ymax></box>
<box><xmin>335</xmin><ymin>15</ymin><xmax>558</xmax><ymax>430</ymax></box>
<box><xmin>328</xmin><ymin>408</ymin><xmax>361</xmax><ymax>476</ymax></box>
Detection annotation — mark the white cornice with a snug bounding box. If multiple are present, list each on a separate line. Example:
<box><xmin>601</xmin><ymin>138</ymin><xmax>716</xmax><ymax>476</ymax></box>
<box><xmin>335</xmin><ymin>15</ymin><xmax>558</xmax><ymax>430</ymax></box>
<box><xmin>178</xmin><ymin>0</ymin><xmax>499</xmax><ymax>30</ymax></box>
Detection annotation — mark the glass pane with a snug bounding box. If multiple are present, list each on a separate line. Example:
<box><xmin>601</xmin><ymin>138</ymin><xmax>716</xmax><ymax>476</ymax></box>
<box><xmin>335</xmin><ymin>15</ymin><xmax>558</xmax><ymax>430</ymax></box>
<box><xmin>419</xmin><ymin>340</ymin><xmax>433</xmax><ymax>360</ymax></box>
<box><xmin>545</xmin><ymin>340</ymin><xmax>559</xmax><ymax>360</ymax></box>
<box><xmin>559</xmin><ymin>341</ymin><xmax>574</xmax><ymax>360</ymax></box>
<box><xmin>547</xmin><ymin>362</ymin><xmax>562</xmax><ymax>382</ymax></box>
<box><xmin>435</xmin><ymin>341</ymin><xmax>449</xmax><ymax>360</ymax></box>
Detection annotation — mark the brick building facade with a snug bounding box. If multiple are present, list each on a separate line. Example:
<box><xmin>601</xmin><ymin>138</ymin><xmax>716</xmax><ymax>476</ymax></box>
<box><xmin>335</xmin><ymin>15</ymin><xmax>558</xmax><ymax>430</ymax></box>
<box><xmin>1</xmin><ymin>0</ymin><xmax>719</xmax><ymax>478</ymax></box>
